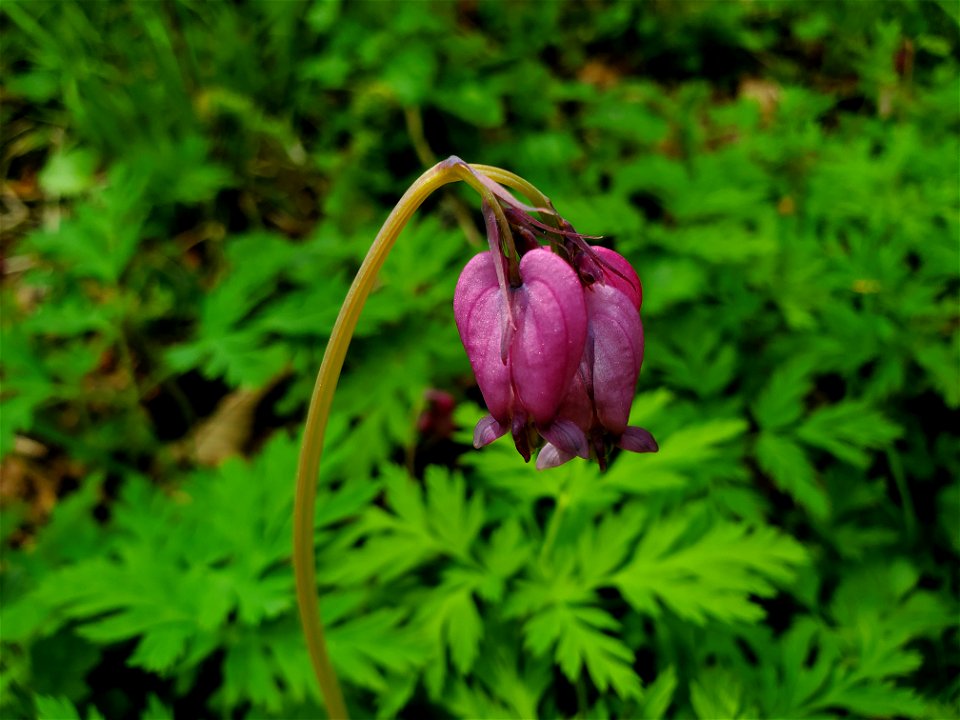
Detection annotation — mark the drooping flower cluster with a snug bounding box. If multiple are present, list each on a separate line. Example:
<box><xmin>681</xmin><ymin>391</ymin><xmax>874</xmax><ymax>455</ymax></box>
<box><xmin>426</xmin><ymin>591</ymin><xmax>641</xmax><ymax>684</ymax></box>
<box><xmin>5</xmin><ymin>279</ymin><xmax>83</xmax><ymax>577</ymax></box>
<box><xmin>453</xmin><ymin>177</ymin><xmax>657</xmax><ymax>469</ymax></box>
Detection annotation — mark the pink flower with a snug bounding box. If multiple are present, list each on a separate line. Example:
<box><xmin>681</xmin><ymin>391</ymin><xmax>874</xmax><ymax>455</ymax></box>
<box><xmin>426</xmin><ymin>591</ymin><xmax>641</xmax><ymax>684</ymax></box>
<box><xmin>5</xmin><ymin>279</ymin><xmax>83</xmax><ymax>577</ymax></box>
<box><xmin>452</xmin><ymin>173</ymin><xmax>656</xmax><ymax>469</ymax></box>
<box><xmin>454</xmin><ymin>247</ymin><xmax>588</xmax><ymax>461</ymax></box>
<box><xmin>537</xmin><ymin>247</ymin><xmax>658</xmax><ymax>470</ymax></box>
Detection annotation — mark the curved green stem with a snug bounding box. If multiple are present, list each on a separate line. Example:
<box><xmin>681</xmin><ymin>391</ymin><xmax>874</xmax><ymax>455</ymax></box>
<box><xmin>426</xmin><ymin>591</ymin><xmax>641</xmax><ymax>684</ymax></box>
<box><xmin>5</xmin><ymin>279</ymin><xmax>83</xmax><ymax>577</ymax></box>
<box><xmin>470</xmin><ymin>164</ymin><xmax>553</xmax><ymax>208</ymax></box>
<box><xmin>294</xmin><ymin>157</ymin><xmax>535</xmax><ymax>718</ymax></box>
<box><xmin>539</xmin><ymin>477</ymin><xmax>571</xmax><ymax>569</ymax></box>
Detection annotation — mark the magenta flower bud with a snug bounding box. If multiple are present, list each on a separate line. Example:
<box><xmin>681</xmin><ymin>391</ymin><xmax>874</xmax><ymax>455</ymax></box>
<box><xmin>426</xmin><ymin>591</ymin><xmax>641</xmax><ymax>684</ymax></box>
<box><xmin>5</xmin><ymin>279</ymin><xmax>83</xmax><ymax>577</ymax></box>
<box><xmin>537</xmin><ymin>247</ymin><xmax>657</xmax><ymax>470</ymax></box>
<box><xmin>454</xmin><ymin>247</ymin><xmax>587</xmax><ymax>459</ymax></box>
<box><xmin>586</xmin><ymin>281</ymin><xmax>643</xmax><ymax>436</ymax></box>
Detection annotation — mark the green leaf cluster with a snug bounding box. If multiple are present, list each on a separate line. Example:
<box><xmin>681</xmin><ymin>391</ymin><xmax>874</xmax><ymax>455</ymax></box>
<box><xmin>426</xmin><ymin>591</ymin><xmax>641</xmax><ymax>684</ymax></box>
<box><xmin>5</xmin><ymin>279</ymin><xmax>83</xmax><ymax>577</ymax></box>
<box><xmin>2</xmin><ymin>0</ymin><xmax>957</xmax><ymax>718</ymax></box>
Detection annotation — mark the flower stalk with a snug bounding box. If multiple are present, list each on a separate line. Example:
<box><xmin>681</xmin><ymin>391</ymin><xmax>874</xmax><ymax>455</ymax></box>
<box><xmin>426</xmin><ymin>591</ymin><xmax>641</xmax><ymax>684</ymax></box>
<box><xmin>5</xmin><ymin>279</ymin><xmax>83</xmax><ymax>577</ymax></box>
<box><xmin>294</xmin><ymin>157</ymin><xmax>535</xmax><ymax>719</ymax></box>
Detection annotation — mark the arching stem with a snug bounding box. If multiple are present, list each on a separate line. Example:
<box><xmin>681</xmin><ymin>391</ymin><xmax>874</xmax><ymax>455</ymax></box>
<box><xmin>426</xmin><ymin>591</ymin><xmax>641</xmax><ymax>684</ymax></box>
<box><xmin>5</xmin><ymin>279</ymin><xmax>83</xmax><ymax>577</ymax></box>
<box><xmin>293</xmin><ymin>157</ymin><xmax>550</xmax><ymax>718</ymax></box>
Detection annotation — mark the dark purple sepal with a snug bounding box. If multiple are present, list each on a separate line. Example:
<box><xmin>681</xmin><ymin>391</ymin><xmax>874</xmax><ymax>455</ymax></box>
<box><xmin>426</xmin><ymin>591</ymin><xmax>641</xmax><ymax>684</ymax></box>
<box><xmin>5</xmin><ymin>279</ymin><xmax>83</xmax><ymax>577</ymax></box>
<box><xmin>536</xmin><ymin>443</ymin><xmax>577</xmax><ymax>470</ymax></box>
<box><xmin>511</xmin><ymin>412</ymin><xmax>532</xmax><ymax>462</ymax></box>
<box><xmin>474</xmin><ymin>415</ymin><xmax>508</xmax><ymax>448</ymax></box>
<box><xmin>539</xmin><ymin>418</ymin><xmax>590</xmax><ymax>460</ymax></box>
<box><xmin>618</xmin><ymin>426</ymin><xmax>659</xmax><ymax>453</ymax></box>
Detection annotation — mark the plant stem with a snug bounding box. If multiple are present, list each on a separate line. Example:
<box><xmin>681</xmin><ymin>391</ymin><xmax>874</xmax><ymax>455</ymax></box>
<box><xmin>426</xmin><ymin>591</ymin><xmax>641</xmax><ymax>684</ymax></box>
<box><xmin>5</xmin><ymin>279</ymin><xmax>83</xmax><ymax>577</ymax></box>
<box><xmin>539</xmin><ymin>485</ymin><xmax>570</xmax><ymax>568</ymax></box>
<box><xmin>576</xmin><ymin>673</ymin><xmax>588</xmax><ymax>718</ymax></box>
<box><xmin>294</xmin><ymin>156</ymin><xmax>494</xmax><ymax>719</ymax></box>
<box><xmin>886</xmin><ymin>447</ymin><xmax>917</xmax><ymax>543</ymax></box>
<box><xmin>470</xmin><ymin>164</ymin><xmax>554</xmax><ymax>210</ymax></box>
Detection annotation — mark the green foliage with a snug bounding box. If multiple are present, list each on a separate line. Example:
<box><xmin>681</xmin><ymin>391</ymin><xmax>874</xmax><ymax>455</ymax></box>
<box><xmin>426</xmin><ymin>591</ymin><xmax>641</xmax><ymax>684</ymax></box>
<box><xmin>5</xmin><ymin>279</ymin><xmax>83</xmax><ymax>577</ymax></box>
<box><xmin>2</xmin><ymin>0</ymin><xmax>958</xmax><ymax>718</ymax></box>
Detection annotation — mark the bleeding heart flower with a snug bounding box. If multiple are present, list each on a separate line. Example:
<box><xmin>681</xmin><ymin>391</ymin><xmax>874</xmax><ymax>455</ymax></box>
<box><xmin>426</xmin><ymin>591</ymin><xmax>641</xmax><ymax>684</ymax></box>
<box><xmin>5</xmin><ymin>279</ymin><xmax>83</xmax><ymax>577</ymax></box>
<box><xmin>454</xmin><ymin>247</ymin><xmax>587</xmax><ymax>460</ymax></box>
<box><xmin>537</xmin><ymin>247</ymin><xmax>658</xmax><ymax>470</ymax></box>
<box><xmin>451</xmin><ymin>168</ymin><xmax>656</xmax><ymax>469</ymax></box>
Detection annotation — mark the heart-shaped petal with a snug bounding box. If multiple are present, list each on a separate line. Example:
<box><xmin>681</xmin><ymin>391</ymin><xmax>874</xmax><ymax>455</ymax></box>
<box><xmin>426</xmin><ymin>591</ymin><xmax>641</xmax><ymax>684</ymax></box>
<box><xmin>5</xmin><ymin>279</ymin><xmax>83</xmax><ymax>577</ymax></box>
<box><xmin>510</xmin><ymin>248</ymin><xmax>587</xmax><ymax>425</ymax></box>
<box><xmin>454</xmin><ymin>252</ymin><xmax>513</xmax><ymax>422</ymax></box>
<box><xmin>586</xmin><ymin>283</ymin><xmax>644</xmax><ymax>436</ymax></box>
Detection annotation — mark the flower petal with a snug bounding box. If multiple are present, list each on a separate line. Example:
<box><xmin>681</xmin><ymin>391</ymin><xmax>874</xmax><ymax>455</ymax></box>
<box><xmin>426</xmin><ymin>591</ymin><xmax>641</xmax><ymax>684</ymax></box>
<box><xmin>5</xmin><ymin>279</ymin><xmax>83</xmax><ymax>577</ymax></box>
<box><xmin>454</xmin><ymin>252</ymin><xmax>513</xmax><ymax>422</ymax></box>
<box><xmin>553</xmin><ymin>363</ymin><xmax>593</xmax><ymax>432</ymax></box>
<box><xmin>511</xmin><ymin>248</ymin><xmax>587</xmax><ymax>425</ymax></box>
<box><xmin>587</xmin><ymin>283</ymin><xmax>644</xmax><ymax>436</ymax></box>
<box><xmin>511</xmin><ymin>411</ymin><xmax>532</xmax><ymax>462</ymax></box>
<box><xmin>593</xmin><ymin>246</ymin><xmax>642</xmax><ymax>310</ymax></box>
<box><xmin>618</xmin><ymin>426</ymin><xmax>659</xmax><ymax>453</ymax></box>
<box><xmin>473</xmin><ymin>415</ymin><xmax>507</xmax><ymax>448</ymax></box>
<box><xmin>539</xmin><ymin>418</ymin><xmax>589</xmax><ymax>459</ymax></box>
<box><xmin>536</xmin><ymin>443</ymin><xmax>577</xmax><ymax>470</ymax></box>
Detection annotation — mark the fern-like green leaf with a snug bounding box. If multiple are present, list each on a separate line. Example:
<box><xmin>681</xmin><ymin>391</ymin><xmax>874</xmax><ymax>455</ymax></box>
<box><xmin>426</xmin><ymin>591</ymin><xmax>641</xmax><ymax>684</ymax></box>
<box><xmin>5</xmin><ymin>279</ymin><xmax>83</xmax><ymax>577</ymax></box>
<box><xmin>612</xmin><ymin>506</ymin><xmax>809</xmax><ymax>624</ymax></box>
<box><xmin>796</xmin><ymin>401</ymin><xmax>902</xmax><ymax>467</ymax></box>
<box><xmin>754</xmin><ymin>432</ymin><xmax>829</xmax><ymax>520</ymax></box>
<box><xmin>525</xmin><ymin>604</ymin><xmax>642</xmax><ymax>700</ymax></box>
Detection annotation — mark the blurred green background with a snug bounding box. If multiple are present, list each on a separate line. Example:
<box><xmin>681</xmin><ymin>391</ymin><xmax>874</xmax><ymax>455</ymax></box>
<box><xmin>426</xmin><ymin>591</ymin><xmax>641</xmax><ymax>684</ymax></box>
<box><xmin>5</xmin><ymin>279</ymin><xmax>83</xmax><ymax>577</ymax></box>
<box><xmin>2</xmin><ymin>1</ymin><xmax>958</xmax><ymax>719</ymax></box>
